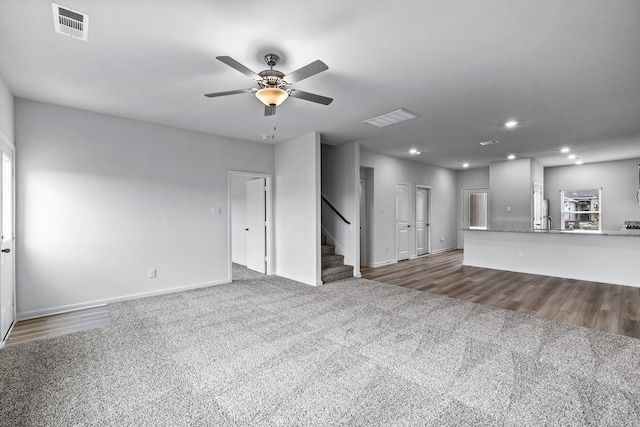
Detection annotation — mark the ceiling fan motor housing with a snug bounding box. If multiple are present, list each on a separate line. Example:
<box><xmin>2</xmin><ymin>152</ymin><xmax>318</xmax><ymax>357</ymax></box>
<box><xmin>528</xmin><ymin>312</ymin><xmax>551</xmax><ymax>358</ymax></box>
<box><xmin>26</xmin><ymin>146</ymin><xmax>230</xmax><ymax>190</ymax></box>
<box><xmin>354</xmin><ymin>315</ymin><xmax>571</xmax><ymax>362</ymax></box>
<box><xmin>258</xmin><ymin>69</ymin><xmax>287</xmax><ymax>89</ymax></box>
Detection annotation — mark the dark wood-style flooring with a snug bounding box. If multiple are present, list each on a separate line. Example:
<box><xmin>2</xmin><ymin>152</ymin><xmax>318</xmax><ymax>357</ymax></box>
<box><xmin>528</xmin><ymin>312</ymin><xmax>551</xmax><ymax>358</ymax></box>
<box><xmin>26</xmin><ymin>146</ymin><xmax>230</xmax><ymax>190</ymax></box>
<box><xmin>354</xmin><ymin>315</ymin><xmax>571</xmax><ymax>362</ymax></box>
<box><xmin>361</xmin><ymin>250</ymin><xmax>640</xmax><ymax>339</ymax></box>
<box><xmin>4</xmin><ymin>306</ymin><xmax>111</xmax><ymax>347</ymax></box>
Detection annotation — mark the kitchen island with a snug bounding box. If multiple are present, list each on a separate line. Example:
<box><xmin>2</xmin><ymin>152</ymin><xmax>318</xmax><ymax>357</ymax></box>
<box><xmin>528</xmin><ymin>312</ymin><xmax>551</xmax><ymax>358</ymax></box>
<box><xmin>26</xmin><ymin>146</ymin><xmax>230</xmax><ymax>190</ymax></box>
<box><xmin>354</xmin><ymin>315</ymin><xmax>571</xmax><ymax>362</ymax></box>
<box><xmin>463</xmin><ymin>229</ymin><xmax>640</xmax><ymax>288</ymax></box>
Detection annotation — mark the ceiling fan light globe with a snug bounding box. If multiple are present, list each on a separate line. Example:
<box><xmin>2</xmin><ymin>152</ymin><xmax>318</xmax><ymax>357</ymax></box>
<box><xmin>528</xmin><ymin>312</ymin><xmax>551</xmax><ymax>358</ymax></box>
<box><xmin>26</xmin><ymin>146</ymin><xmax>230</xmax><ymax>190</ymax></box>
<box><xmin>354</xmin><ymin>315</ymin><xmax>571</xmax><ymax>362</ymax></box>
<box><xmin>256</xmin><ymin>88</ymin><xmax>288</xmax><ymax>107</ymax></box>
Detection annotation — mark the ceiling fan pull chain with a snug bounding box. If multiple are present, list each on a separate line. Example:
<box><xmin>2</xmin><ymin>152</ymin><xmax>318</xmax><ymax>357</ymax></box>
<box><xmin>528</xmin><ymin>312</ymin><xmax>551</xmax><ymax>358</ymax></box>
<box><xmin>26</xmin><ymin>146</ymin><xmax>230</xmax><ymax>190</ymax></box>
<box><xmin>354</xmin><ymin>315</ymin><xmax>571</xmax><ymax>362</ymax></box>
<box><xmin>272</xmin><ymin>114</ymin><xmax>277</xmax><ymax>139</ymax></box>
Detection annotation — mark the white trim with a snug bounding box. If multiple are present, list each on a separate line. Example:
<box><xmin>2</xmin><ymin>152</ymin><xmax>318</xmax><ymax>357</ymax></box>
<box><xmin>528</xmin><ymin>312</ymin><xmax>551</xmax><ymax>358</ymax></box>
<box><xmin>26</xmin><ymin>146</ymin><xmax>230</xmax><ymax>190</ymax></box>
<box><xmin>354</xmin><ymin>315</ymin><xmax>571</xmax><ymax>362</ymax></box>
<box><xmin>0</xmin><ymin>135</ymin><xmax>15</xmax><ymax>347</ymax></box>
<box><xmin>17</xmin><ymin>278</ymin><xmax>229</xmax><ymax>321</ymax></box>
<box><xmin>227</xmin><ymin>171</ymin><xmax>273</xmax><ymax>278</ymax></box>
<box><xmin>0</xmin><ymin>130</ymin><xmax>15</xmax><ymax>151</ymax></box>
<box><xmin>431</xmin><ymin>247</ymin><xmax>458</xmax><ymax>254</ymax></box>
<box><xmin>368</xmin><ymin>259</ymin><xmax>398</xmax><ymax>268</ymax></box>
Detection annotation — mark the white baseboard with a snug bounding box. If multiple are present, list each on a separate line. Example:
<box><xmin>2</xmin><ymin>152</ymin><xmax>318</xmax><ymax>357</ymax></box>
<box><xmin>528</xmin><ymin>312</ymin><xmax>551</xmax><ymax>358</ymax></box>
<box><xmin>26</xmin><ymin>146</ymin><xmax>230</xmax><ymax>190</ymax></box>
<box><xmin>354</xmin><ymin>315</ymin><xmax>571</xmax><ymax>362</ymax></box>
<box><xmin>431</xmin><ymin>247</ymin><xmax>458</xmax><ymax>254</ymax></box>
<box><xmin>17</xmin><ymin>278</ymin><xmax>230</xmax><ymax>321</ymax></box>
<box><xmin>368</xmin><ymin>259</ymin><xmax>398</xmax><ymax>268</ymax></box>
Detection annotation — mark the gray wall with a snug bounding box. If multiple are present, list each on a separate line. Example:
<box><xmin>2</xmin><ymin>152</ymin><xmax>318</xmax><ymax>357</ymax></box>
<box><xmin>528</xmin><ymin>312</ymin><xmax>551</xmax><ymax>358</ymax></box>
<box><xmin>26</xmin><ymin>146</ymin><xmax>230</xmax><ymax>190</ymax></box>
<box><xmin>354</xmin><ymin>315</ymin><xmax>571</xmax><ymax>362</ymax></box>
<box><xmin>489</xmin><ymin>158</ymin><xmax>533</xmax><ymax>230</ymax></box>
<box><xmin>0</xmin><ymin>75</ymin><xmax>13</xmax><ymax>142</ymax></box>
<box><xmin>545</xmin><ymin>158</ymin><xmax>640</xmax><ymax>230</ymax></box>
<box><xmin>360</xmin><ymin>149</ymin><xmax>458</xmax><ymax>266</ymax></box>
<box><xmin>321</xmin><ymin>142</ymin><xmax>359</xmax><ymax>272</ymax></box>
<box><xmin>15</xmin><ymin>99</ymin><xmax>275</xmax><ymax>318</ymax></box>
<box><xmin>274</xmin><ymin>132</ymin><xmax>322</xmax><ymax>286</ymax></box>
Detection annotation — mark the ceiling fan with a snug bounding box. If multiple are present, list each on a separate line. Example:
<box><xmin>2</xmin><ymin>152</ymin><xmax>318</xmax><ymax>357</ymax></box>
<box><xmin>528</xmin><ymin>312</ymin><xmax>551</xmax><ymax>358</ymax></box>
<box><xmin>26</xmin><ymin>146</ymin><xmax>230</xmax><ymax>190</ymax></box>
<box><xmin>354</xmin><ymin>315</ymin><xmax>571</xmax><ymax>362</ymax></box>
<box><xmin>204</xmin><ymin>53</ymin><xmax>333</xmax><ymax>116</ymax></box>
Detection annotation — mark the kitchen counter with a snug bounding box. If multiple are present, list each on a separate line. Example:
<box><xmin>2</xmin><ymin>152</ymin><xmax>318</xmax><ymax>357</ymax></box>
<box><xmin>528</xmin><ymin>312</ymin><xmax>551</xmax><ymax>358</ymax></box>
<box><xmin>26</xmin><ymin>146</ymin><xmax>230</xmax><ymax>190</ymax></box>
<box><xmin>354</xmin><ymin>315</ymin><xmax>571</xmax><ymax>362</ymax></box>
<box><xmin>462</xmin><ymin>228</ymin><xmax>639</xmax><ymax>287</ymax></box>
<box><xmin>462</xmin><ymin>228</ymin><xmax>640</xmax><ymax>237</ymax></box>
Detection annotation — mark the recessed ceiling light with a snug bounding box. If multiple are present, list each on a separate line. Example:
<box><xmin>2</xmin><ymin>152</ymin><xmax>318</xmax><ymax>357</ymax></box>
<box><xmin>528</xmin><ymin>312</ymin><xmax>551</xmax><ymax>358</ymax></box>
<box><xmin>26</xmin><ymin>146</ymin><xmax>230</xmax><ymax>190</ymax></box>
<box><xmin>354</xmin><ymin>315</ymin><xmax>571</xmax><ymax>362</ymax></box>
<box><xmin>560</xmin><ymin>147</ymin><xmax>570</xmax><ymax>153</ymax></box>
<box><xmin>575</xmin><ymin>159</ymin><xmax>583</xmax><ymax>165</ymax></box>
<box><xmin>462</xmin><ymin>163</ymin><xmax>469</xmax><ymax>168</ymax></box>
<box><xmin>479</xmin><ymin>140</ymin><xmax>499</xmax><ymax>146</ymax></box>
<box><xmin>416</xmin><ymin>151</ymin><xmax>421</xmax><ymax>155</ymax></box>
<box><xmin>409</xmin><ymin>148</ymin><xmax>417</xmax><ymax>154</ymax></box>
<box><xmin>507</xmin><ymin>154</ymin><xmax>516</xmax><ymax>160</ymax></box>
<box><xmin>505</xmin><ymin>120</ymin><xmax>519</xmax><ymax>128</ymax></box>
<box><xmin>568</xmin><ymin>154</ymin><xmax>576</xmax><ymax>159</ymax></box>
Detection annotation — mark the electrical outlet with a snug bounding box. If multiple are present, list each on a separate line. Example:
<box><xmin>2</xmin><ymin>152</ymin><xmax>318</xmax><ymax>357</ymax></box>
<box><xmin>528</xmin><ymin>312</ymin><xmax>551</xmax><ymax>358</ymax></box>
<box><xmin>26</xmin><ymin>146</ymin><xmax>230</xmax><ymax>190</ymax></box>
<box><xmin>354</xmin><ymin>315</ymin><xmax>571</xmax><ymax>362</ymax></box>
<box><xmin>148</xmin><ymin>268</ymin><xmax>157</xmax><ymax>278</ymax></box>
<box><xmin>518</xmin><ymin>251</ymin><xmax>524</xmax><ymax>258</ymax></box>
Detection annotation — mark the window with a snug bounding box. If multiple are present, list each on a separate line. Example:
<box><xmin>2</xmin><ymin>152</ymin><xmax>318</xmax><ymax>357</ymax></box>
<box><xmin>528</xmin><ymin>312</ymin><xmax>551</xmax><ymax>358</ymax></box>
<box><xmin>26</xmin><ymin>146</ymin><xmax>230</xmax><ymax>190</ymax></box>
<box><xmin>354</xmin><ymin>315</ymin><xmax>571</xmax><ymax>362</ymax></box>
<box><xmin>560</xmin><ymin>188</ymin><xmax>601</xmax><ymax>231</ymax></box>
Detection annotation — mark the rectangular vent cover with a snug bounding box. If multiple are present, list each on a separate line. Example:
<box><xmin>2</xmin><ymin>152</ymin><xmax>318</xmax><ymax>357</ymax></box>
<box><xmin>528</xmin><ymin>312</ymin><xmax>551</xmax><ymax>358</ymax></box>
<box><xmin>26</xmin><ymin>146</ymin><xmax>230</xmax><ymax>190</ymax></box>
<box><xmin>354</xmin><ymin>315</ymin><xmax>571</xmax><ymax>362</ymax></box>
<box><xmin>363</xmin><ymin>109</ymin><xmax>418</xmax><ymax>128</ymax></box>
<box><xmin>52</xmin><ymin>2</ymin><xmax>89</xmax><ymax>41</ymax></box>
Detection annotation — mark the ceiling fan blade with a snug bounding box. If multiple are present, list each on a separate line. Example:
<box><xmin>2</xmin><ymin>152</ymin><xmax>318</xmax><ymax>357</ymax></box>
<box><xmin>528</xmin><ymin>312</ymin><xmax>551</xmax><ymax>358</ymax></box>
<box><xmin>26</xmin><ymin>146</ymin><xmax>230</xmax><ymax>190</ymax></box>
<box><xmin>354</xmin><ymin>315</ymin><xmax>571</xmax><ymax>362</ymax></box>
<box><xmin>264</xmin><ymin>105</ymin><xmax>276</xmax><ymax>116</ymax></box>
<box><xmin>288</xmin><ymin>89</ymin><xmax>333</xmax><ymax>105</ymax></box>
<box><xmin>204</xmin><ymin>88</ymin><xmax>255</xmax><ymax>98</ymax></box>
<box><xmin>216</xmin><ymin>56</ymin><xmax>260</xmax><ymax>79</ymax></box>
<box><xmin>284</xmin><ymin>60</ymin><xmax>328</xmax><ymax>83</ymax></box>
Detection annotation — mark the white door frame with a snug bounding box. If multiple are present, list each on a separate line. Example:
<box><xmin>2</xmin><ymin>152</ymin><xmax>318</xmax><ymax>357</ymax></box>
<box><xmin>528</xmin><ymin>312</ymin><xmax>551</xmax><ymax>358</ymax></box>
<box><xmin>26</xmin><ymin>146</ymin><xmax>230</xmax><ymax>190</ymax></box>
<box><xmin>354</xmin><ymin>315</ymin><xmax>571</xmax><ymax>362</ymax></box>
<box><xmin>415</xmin><ymin>185</ymin><xmax>431</xmax><ymax>257</ymax></box>
<box><xmin>0</xmin><ymin>132</ymin><xmax>15</xmax><ymax>347</ymax></box>
<box><xmin>459</xmin><ymin>187</ymin><xmax>489</xmax><ymax>249</ymax></box>
<box><xmin>359</xmin><ymin>179</ymin><xmax>367</xmax><ymax>266</ymax></box>
<box><xmin>228</xmin><ymin>171</ymin><xmax>273</xmax><ymax>278</ymax></box>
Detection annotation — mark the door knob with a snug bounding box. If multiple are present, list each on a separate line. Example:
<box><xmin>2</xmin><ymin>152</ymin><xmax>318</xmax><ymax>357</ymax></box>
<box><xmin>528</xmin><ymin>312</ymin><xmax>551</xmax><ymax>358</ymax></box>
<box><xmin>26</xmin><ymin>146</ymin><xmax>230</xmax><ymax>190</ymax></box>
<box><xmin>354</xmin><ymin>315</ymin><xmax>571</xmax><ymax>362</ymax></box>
<box><xmin>1</xmin><ymin>248</ymin><xmax>10</xmax><ymax>253</ymax></box>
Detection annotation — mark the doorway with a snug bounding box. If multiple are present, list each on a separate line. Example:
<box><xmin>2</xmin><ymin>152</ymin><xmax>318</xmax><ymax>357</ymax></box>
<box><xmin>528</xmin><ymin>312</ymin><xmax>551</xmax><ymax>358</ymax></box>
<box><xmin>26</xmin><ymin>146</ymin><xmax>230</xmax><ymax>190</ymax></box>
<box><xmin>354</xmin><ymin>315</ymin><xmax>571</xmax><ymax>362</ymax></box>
<box><xmin>229</xmin><ymin>171</ymin><xmax>273</xmax><ymax>280</ymax></box>
<box><xmin>359</xmin><ymin>179</ymin><xmax>366</xmax><ymax>266</ymax></box>
<box><xmin>416</xmin><ymin>186</ymin><xmax>430</xmax><ymax>256</ymax></box>
<box><xmin>0</xmin><ymin>136</ymin><xmax>14</xmax><ymax>344</ymax></box>
<box><xmin>396</xmin><ymin>183</ymin><xmax>410</xmax><ymax>261</ymax></box>
<box><xmin>460</xmin><ymin>188</ymin><xmax>489</xmax><ymax>248</ymax></box>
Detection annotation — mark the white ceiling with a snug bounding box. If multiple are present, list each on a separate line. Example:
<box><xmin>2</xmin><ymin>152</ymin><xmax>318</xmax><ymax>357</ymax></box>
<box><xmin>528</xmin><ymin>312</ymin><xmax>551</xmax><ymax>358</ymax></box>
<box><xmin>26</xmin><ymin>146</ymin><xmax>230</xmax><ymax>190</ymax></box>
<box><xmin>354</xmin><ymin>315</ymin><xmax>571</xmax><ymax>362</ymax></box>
<box><xmin>1</xmin><ymin>0</ymin><xmax>639</xmax><ymax>169</ymax></box>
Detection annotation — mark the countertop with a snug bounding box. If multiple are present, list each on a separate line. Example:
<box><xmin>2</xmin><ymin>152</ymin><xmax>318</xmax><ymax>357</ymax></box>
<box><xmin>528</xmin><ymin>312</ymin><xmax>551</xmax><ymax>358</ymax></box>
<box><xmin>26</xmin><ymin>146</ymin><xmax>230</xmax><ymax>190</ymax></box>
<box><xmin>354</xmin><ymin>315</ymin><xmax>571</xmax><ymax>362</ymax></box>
<box><xmin>461</xmin><ymin>228</ymin><xmax>640</xmax><ymax>237</ymax></box>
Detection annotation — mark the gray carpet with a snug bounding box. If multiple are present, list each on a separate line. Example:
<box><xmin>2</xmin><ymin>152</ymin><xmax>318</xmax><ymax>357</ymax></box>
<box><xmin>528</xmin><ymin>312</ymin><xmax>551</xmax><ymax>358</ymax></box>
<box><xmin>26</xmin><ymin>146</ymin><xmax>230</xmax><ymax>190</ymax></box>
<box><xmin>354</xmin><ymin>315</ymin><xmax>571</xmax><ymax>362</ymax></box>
<box><xmin>1</xmin><ymin>266</ymin><xmax>639</xmax><ymax>426</ymax></box>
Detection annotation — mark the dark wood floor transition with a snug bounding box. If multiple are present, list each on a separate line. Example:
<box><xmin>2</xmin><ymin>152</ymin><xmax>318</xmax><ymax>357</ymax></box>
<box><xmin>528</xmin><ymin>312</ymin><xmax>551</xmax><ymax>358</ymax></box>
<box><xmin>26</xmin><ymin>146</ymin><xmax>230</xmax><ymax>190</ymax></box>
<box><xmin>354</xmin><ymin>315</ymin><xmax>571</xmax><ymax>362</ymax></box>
<box><xmin>361</xmin><ymin>250</ymin><xmax>640</xmax><ymax>339</ymax></box>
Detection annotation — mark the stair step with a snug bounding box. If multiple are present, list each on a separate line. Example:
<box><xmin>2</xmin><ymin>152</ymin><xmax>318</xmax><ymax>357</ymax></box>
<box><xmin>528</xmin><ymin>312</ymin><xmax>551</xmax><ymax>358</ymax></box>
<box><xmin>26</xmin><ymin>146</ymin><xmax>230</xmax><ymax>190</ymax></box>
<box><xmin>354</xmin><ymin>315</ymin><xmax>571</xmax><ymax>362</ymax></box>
<box><xmin>322</xmin><ymin>254</ymin><xmax>344</xmax><ymax>268</ymax></box>
<box><xmin>322</xmin><ymin>265</ymin><xmax>354</xmax><ymax>283</ymax></box>
<box><xmin>321</xmin><ymin>244</ymin><xmax>335</xmax><ymax>256</ymax></box>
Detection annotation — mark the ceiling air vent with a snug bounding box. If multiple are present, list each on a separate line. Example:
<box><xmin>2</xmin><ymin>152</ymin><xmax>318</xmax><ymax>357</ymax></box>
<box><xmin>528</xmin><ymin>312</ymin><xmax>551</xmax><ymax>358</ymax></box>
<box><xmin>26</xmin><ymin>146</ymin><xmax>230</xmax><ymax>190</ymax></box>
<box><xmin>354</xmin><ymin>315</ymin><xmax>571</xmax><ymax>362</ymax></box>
<box><xmin>52</xmin><ymin>2</ymin><xmax>89</xmax><ymax>41</ymax></box>
<box><xmin>363</xmin><ymin>109</ymin><xmax>418</xmax><ymax>128</ymax></box>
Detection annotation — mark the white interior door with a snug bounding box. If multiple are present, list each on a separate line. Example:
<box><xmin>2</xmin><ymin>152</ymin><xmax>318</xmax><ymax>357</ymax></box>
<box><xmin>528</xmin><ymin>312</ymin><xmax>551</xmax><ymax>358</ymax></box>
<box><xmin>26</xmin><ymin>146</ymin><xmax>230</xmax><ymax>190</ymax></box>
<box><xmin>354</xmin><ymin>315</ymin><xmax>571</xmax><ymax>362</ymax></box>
<box><xmin>416</xmin><ymin>187</ymin><xmax>429</xmax><ymax>256</ymax></box>
<box><xmin>0</xmin><ymin>141</ymin><xmax>14</xmax><ymax>342</ymax></box>
<box><xmin>246</xmin><ymin>178</ymin><xmax>266</xmax><ymax>273</ymax></box>
<box><xmin>396</xmin><ymin>183</ymin><xmax>410</xmax><ymax>261</ymax></box>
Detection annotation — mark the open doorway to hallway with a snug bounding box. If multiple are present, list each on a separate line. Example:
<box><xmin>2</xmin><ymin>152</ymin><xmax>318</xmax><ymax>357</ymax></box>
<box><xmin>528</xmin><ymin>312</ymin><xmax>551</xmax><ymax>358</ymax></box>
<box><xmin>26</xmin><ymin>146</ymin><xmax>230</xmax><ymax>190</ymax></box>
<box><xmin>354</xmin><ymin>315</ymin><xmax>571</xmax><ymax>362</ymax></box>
<box><xmin>228</xmin><ymin>171</ymin><xmax>273</xmax><ymax>281</ymax></box>
<box><xmin>359</xmin><ymin>167</ymin><xmax>374</xmax><ymax>268</ymax></box>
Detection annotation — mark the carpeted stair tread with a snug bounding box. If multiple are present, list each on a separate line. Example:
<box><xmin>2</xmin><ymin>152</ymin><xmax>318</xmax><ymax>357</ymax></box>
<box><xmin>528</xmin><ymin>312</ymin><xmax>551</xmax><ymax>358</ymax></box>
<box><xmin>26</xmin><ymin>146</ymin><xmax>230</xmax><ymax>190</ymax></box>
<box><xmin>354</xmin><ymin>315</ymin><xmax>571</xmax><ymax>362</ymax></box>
<box><xmin>322</xmin><ymin>254</ymin><xmax>344</xmax><ymax>268</ymax></box>
<box><xmin>320</xmin><ymin>235</ymin><xmax>353</xmax><ymax>282</ymax></box>
<box><xmin>321</xmin><ymin>244</ymin><xmax>335</xmax><ymax>256</ymax></box>
<box><xmin>322</xmin><ymin>264</ymin><xmax>354</xmax><ymax>283</ymax></box>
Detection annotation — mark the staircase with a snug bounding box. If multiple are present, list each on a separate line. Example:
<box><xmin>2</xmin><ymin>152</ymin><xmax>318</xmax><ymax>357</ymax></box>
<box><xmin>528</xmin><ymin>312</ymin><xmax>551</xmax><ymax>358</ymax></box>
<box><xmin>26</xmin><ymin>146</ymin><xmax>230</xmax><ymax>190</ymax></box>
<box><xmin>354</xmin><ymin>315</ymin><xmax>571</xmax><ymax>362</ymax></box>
<box><xmin>321</xmin><ymin>234</ymin><xmax>354</xmax><ymax>283</ymax></box>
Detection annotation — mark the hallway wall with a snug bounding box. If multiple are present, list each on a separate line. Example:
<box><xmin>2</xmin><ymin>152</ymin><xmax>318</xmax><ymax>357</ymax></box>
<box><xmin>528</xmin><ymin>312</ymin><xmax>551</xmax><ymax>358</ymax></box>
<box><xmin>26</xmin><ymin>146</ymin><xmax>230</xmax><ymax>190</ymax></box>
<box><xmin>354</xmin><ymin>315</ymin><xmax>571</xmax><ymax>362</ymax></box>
<box><xmin>360</xmin><ymin>149</ymin><xmax>458</xmax><ymax>267</ymax></box>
